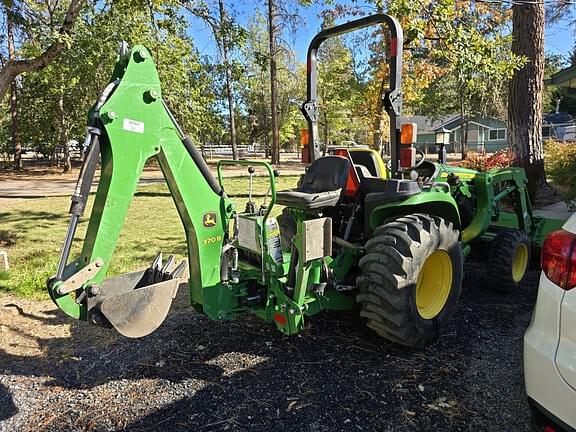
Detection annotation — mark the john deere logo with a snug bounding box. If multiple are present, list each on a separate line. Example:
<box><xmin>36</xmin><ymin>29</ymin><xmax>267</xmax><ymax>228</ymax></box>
<box><xmin>203</xmin><ymin>212</ymin><xmax>217</xmax><ymax>228</ymax></box>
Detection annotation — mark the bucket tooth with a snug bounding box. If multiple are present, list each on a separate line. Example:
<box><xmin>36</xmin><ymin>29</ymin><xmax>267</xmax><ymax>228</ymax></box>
<box><xmin>160</xmin><ymin>255</ymin><xmax>175</xmax><ymax>280</ymax></box>
<box><xmin>169</xmin><ymin>260</ymin><xmax>187</xmax><ymax>279</ymax></box>
<box><xmin>148</xmin><ymin>252</ymin><xmax>162</xmax><ymax>283</ymax></box>
<box><xmin>151</xmin><ymin>252</ymin><xmax>162</xmax><ymax>270</ymax></box>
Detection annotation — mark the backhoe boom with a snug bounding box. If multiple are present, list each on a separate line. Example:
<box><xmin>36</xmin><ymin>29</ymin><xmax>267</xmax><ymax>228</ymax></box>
<box><xmin>48</xmin><ymin>45</ymin><xmax>232</xmax><ymax>336</ymax></box>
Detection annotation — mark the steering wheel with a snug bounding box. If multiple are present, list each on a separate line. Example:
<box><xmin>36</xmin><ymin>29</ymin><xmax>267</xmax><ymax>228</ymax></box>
<box><xmin>386</xmin><ymin>150</ymin><xmax>426</xmax><ymax>171</ymax></box>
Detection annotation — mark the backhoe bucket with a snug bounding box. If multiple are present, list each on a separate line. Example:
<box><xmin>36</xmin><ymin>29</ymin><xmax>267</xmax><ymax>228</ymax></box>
<box><xmin>88</xmin><ymin>269</ymin><xmax>180</xmax><ymax>338</ymax></box>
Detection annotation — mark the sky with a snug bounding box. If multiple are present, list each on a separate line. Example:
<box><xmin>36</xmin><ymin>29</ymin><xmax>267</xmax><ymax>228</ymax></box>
<box><xmin>186</xmin><ymin>2</ymin><xmax>576</xmax><ymax>64</ymax></box>
<box><xmin>546</xmin><ymin>15</ymin><xmax>575</xmax><ymax>58</ymax></box>
<box><xmin>186</xmin><ymin>1</ymin><xmax>375</xmax><ymax>61</ymax></box>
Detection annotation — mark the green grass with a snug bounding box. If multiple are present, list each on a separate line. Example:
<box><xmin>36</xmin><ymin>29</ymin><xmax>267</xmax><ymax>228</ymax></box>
<box><xmin>0</xmin><ymin>174</ymin><xmax>299</xmax><ymax>298</ymax></box>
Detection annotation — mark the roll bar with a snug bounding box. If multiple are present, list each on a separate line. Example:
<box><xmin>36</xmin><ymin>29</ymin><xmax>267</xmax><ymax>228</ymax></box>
<box><xmin>302</xmin><ymin>14</ymin><xmax>403</xmax><ymax>176</ymax></box>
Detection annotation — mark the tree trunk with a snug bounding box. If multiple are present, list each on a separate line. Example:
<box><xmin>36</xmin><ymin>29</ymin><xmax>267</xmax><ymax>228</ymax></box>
<box><xmin>372</xmin><ymin>117</ymin><xmax>382</xmax><ymax>151</ymax></box>
<box><xmin>373</xmin><ymin>78</ymin><xmax>385</xmax><ymax>151</ymax></box>
<box><xmin>508</xmin><ymin>1</ymin><xmax>546</xmax><ymax>197</ymax></box>
<box><xmin>323</xmin><ymin>112</ymin><xmax>329</xmax><ymax>156</ymax></box>
<box><xmin>58</xmin><ymin>89</ymin><xmax>71</xmax><ymax>172</ymax></box>
<box><xmin>268</xmin><ymin>0</ymin><xmax>280</xmax><ymax>165</ymax></box>
<box><xmin>0</xmin><ymin>0</ymin><xmax>84</xmax><ymax>102</ymax></box>
<box><xmin>7</xmin><ymin>12</ymin><xmax>21</xmax><ymax>171</ymax></box>
<box><xmin>460</xmin><ymin>97</ymin><xmax>468</xmax><ymax>160</ymax></box>
<box><xmin>10</xmin><ymin>82</ymin><xmax>21</xmax><ymax>170</ymax></box>
<box><xmin>218</xmin><ymin>0</ymin><xmax>238</xmax><ymax>160</ymax></box>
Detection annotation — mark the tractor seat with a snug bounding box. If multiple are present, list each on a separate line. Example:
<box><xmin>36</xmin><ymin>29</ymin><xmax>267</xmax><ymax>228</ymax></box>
<box><xmin>276</xmin><ymin>156</ymin><xmax>351</xmax><ymax>210</ymax></box>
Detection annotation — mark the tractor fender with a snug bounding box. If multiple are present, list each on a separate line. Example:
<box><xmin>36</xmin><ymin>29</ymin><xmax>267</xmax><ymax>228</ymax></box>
<box><xmin>368</xmin><ymin>190</ymin><xmax>461</xmax><ymax>233</ymax></box>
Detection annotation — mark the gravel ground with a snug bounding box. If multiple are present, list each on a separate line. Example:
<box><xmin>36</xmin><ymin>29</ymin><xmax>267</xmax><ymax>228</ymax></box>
<box><xmin>0</xmin><ymin>263</ymin><xmax>536</xmax><ymax>432</ymax></box>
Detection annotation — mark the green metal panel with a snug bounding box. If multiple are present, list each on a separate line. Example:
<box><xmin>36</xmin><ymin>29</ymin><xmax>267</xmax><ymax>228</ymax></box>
<box><xmin>531</xmin><ymin>217</ymin><xmax>566</xmax><ymax>247</ymax></box>
<box><xmin>459</xmin><ymin>171</ymin><xmax>494</xmax><ymax>243</ymax></box>
<box><xmin>368</xmin><ymin>188</ymin><xmax>461</xmax><ymax>231</ymax></box>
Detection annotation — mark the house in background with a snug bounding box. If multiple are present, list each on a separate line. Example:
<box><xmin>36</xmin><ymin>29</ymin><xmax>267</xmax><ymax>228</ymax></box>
<box><xmin>543</xmin><ymin>65</ymin><xmax>576</xmax><ymax>140</ymax></box>
<box><xmin>399</xmin><ymin>111</ymin><xmax>576</xmax><ymax>155</ymax></box>
<box><xmin>399</xmin><ymin>114</ymin><xmax>508</xmax><ymax>154</ymax></box>
<box><xmin>542</xmin><ymin>112</ymin><xmax>576</xmax><ymax>140</ymax></box>
<box><xmin>548</xmin><ymin>64</ymin><xmax>576</xmax><ymax>88</ymax></box>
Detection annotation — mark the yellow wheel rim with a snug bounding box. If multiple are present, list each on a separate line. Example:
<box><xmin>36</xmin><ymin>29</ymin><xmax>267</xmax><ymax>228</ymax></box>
<box><xmin>512</xmin><ymin>243</ymin><xmax>529</xmax><ymax>283</ymax></box>
<box><xmin>416</xmin><ymin>250</ymin><xmax>453</xmax><ymax>320</ymax></box>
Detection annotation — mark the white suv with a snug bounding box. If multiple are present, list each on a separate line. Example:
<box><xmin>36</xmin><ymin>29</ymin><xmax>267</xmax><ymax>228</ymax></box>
<box><xmin>524</xmin><ymin>214</ymin><xmax>576</xmax><ymax>432</ymax></box>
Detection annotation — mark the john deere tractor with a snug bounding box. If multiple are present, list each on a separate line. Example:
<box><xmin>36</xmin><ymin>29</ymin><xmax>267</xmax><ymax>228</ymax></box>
<box><xmin>47</xmin><ymin>15</ymin><xmax>565</xmax><ymax>348</ymax></box>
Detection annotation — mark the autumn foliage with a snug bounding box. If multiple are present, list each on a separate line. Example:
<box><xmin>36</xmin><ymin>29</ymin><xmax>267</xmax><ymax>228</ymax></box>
<box><xmin>458</xmin><ymin>150</ymin><xmax>514</xmax><ymax>172</ymax></box>
<box><xmin>545</xmin><ymin>141</ymin><xmax>576</xmax><ymax>208</ymax></box>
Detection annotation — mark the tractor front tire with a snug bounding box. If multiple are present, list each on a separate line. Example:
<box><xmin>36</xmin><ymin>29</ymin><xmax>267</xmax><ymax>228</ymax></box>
<box><xmin>488</xmin><ymin>230</ymin><xmax>531</xmax><ymax>293</ymax></box>
<box><xmin>357</xmin><ymin>214</ymin><xmax>463</xmax><ymax>348</ymax></box>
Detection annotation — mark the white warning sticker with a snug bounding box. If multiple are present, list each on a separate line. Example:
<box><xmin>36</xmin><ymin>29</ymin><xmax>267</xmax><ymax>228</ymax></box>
<box><xmin>122</xmin><ymin>118</ymin><xmax>145</xmax><ymax>134</ymax></box>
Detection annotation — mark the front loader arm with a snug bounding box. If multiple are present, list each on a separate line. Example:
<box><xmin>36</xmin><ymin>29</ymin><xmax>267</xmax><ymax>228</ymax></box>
<box><xmin>48</xmin><ymin>45</ymin><xmax>231</xmax><ymax>336</ymax></box>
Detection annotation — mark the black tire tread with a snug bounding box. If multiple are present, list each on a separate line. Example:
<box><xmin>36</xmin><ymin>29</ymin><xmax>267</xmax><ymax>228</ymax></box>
<box><xmin>356</xmin><ymin>213</ymin><xmax>463</xmax><ymax>348</ymax></box>
<box><xmin>488</xmin><ymin>229</ymin><xmax>531</xmax><ymax>293</ymax></box>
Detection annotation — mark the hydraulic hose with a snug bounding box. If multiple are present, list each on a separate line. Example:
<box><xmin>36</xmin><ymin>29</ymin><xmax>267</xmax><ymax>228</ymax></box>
<box><xmin>56</xmin><ymin>127</ymin><xmax>100</xmax><ymax>279</ymax></box>
<box><xmin>162</xmin><ymin>100</ymin><xmax>223</xmax><ymax>196</ymax></box>
<box><xmin>55</xmin><ymin>80</ymin><xmax>119</xmax><ymax>279</ymax></box>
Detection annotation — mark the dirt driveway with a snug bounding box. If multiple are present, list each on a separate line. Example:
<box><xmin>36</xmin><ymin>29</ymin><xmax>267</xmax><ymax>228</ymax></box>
<box><xmin>0</xmin><ymin>163</ymin><xmax>306</xmax><ymax>200</ymax></box>
<box><xmin>0</xmin><ymin>263</ymin><xmax>534</xmax><ymax>432</ymax></box>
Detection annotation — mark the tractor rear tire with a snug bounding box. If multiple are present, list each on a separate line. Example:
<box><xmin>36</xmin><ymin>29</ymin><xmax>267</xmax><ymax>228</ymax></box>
<box><xmin>488</xmin><ymin>230</ymin><xmax>531</xmax><ymax>293</ymax></box>
<box><xmin>356</xmin><ymin>214</ymin><xmax>463</xmax><ymax>348</ymax></box>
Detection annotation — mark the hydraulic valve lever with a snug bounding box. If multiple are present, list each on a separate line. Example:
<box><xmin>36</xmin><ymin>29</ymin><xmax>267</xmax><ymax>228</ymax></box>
<box><xmin>245</xmin><ymin>166</ymin><xmax>256</xmax><ymax>214</ymax></box>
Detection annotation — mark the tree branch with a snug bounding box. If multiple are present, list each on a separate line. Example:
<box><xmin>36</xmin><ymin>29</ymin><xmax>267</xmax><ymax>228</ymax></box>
<box><xmin>0</xmin><ymin>0</ymin><xmax>85</xmax><ymax>101</ymax></box>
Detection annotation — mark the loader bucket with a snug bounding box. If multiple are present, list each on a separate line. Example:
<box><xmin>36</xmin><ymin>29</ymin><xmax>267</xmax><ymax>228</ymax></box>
<box><xmin>88</xmin><ymin>268</ymin><xmax>180</xmax><ymax>338</ymax></box>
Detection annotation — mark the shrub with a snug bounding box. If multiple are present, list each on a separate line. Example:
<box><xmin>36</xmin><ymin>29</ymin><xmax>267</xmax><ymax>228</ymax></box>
<box><xmin>458</xmin><ymin>152</ymin><xmax>485</xmax><ymax>171</ymax></box>
<box><xmin>459</xmin><ymin>150</ymin><xmax>513</xmax><ymax>172</ymax></box>
<box><xmin>545</xmin><ymin>140</ymin><xmax>576</xmax><ymax>209</ymax></box>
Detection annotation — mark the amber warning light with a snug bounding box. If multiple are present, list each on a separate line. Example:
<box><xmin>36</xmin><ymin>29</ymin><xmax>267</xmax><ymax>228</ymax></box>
<box><xmin>400</xmin><ymin>123</ymin><xmax>417</xmax><ymax>145</ymax></box>
<box><xmin>399</xmin><ymin>123</ymin><xmax>417</xmax><ymax>169</ymax></box>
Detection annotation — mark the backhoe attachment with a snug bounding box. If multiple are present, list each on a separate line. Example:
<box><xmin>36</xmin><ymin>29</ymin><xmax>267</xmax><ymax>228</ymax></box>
<box><xmin>48</xmin><ymin>43</ymin><xmax>228</xmax><ymax>337</ymax></box>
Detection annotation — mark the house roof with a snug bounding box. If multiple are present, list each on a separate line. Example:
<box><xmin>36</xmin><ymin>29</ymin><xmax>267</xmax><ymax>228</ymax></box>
<box><xmin>400</xmin><ymin>114</ymin><xmax>506</xmax><ymax>133</ymax></box>
<box><xmin>398</xmin><ymin>115</ymin><xmax>458</xmax><ymax>134</ymax></box>
<box><xmin>547</xmin><ymin>65</ymin><xmax>576</xmax><ymax>88</ymax></box>
<box><xmin>543</xmin><ymin>112</ymin><xmax>574</xmax><ymax>125</ymax></box>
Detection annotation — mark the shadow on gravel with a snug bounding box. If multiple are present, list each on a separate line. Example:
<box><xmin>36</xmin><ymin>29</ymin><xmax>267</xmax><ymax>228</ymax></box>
<box><xmin>1</xmin><ymin>264</ymin><xmax>537</xmax><ymax>431</ymax></box>
<box><xmin>0</xmin><ymin>383</ymin><xmax>17</xmax><ymax>421</ymax></box>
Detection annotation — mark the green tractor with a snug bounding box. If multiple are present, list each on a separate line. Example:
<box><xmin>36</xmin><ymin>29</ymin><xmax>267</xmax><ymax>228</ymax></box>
<box><xmin>47</xmin><ymin>15</ymin><xmax>565</xmax><ymax>348</ymax></box>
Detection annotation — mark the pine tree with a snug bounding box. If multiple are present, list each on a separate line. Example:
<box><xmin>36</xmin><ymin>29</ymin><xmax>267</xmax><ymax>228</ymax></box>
<box><xmin>508</xmin><ymin>0</ymin><xmax>546</xmax><ymax>196</ymax></box>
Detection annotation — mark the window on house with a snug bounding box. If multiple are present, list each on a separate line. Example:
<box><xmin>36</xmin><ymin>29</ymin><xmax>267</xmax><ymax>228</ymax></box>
<box><xmin>489</xmin><ymin>129</ymin><xmax>506</xmax><ymax>140</ymax></box>
<box><xmin>542</xmin><ymin>126</ymin><xmax>550</xmax><ymax>138</ymax></box>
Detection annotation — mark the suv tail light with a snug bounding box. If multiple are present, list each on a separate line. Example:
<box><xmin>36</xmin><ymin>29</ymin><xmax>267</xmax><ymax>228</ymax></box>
<box><xmin>541</xmin><ymin>229</ymin><xmax>576</xmax><ymax>290</ymax></box>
